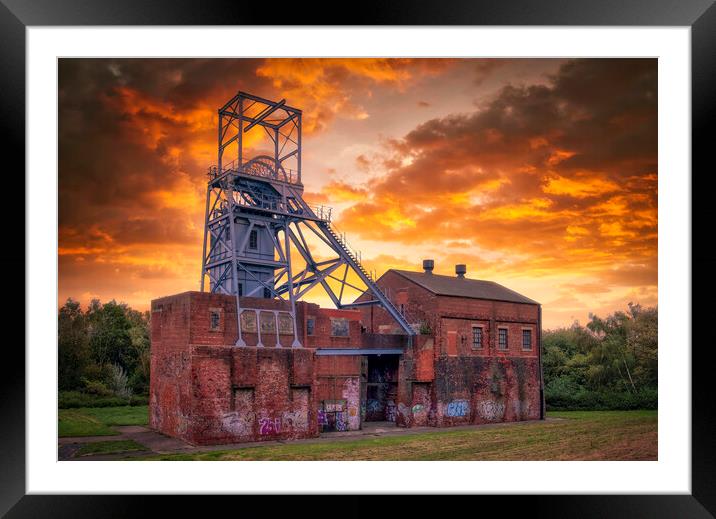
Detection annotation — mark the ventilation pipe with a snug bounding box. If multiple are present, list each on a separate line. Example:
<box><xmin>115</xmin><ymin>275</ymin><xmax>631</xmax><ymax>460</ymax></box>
<box><xmin>455</xmin><ymin>264</ymin><xmax>466</xmax><ymax>278</ymax></box>
<box><xmin>423</xmin><ymin>259</ymin><xmax>434</xmax><ymax>274</ymax></box>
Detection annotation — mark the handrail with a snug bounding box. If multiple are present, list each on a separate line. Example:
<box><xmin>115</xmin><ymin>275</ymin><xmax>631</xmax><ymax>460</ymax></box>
<box><xmin>208</xmin><ymin>158</ymin><xmax>301</xmax><ymax>185</ymax></box>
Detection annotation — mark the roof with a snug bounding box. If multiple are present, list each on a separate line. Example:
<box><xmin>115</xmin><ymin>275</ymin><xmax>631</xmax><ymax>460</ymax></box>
<box><xmin>389</xmin><ymin>269</ymin><xmax>539</xmax><ymax>305</ymax></box>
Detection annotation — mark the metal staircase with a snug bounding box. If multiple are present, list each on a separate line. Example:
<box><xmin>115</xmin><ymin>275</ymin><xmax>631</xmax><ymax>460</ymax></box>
<box><xmin>319</xmin><ymin>221</ymin><xmax>416</xmax><ymax>336</ymax></box>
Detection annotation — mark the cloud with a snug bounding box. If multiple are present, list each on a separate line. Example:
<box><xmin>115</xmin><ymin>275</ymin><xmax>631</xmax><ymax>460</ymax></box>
<box><xmin>332</xmin><ymin>59</ymin><xmax>657</xmax><ymax>295</ymax></box>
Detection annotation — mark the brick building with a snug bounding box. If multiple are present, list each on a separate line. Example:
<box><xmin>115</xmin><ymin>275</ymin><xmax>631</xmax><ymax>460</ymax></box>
<box><xmin>149</xmin><ymin>260</ymin><xmax>544</xmax><ymax>445</ymax></box>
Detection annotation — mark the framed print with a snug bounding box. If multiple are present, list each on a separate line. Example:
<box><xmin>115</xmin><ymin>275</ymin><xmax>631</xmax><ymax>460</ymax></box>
<box><xmin>5</xmin><ymin>0</ymin><xmax>715</xmax><ymax>516</ymax></box>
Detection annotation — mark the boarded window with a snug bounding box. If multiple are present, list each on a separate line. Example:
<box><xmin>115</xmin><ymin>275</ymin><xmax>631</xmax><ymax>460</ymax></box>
<box><xmin>249</xmin><ymin>229</ymin><xmax>258</xmax><ymax>250</ymax></box>
<box><xmin>210</xmin><ymin>310</ymin><xmax>221</xmax><ymax>331</ymax></box>
<box><xmin>522</xmin><ymin>329</ymin><xmax>532</xmax><ymax>350</ymax></box>
<box><xmin>306</xmin><ymin>317</ymin><xmax>315</xmax><ymax>336</ymax></box>
<box><xmin>472</xmin><ymin>326</ymin><xmax>483</xmax><ymax>349</ymax></box>
<box><xmin>498</xmin><ymin>328</ymin><xmax>508</xmax><ymax>350</ymax></box>
<box><xmin>278</xmin><ymin>313</ymin><xmax>294</xmax><ymax>334</ymax></box>
<box><xmin>330</xmin><ymin>318</ymin><xmax>349</xmax><ymax>337</ymax></box>
<box><xmin>260</xmin><ymin>312</ymin><xmax>276</xmax><ymax>334</ymax></box>
<box><xmin>447</xmin><ymin>331</ymin><xmax>458</xmax><ymax>356</ymax></box>
<box><xmin>240</xmin><ymin>311</ymin><xmax>257</xmax><ymax>333</ymax></box>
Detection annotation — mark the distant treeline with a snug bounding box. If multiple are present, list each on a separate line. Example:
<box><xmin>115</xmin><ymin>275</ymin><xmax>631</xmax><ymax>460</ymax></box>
<box><xmin>58</xmin><ymin>298</ymin><xmax>657</xmax><ymax>411</ymax></box>
<box><xmin>542</xmin><ymin>303</ymin><xmax>657</xmax><ymax>411</ymax></box>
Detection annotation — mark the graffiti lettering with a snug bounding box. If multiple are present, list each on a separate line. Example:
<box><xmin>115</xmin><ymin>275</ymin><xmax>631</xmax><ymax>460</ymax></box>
<box><xmin>221</xmin><ymin>411</ymin><xmax>254</xmax><ymax>437</ymax></box>
<box><xmin>335</xmin><ymin>412</ymin><xmax>348</xmax><ymax>431</ymax></box>
<box><xmin>282</xmin><ymin>410</ymin><xmax>308</xmax><ymax>431</ymax></box>
<box><xmin>259</xmin><ymin>417</ymin><xmax>281</xmax><ymax>435</ymax></box>
<box><xmin>317</xmin><ymin>410</ymin><xmax>328</xmax><ymax>426</ymax></box>
<box><xmin>477</xmin><ymin>400</ymin><xmax>505</xmax><ymax>421</ymax></box>
<box><xmin>446</xmin><ymin>399</ymin><xmax>469</xmax><ymax>417</ymax></box>
<box><xmin>411</xmin><ymin>404</ymin><xmax>425</xmax><ymax>414</ymax></box>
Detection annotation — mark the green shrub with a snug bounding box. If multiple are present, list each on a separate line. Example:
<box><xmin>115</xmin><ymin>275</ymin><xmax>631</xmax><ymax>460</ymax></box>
<box><xmin>81</xmin><ymin>378</ymin><xmax>113</xmax><ymax>396</ymax></box>
<box><xmin>545</xmin><ymin>387</ymin><xmax>657</xmax><ymax>411</ymax></box>
<box><xmin>59</xmin><ymin>390</ymin><xmax>148</xmax><ymax>409</ymax></box>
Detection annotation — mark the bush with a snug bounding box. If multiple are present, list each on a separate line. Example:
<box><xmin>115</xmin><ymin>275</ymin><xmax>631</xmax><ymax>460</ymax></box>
<box><xmin>108</xmin><ymin>363</ymin><xmax>133</xmax><ymax>400</ymax></box>
<box><xmin>81</xmin><ymin>378</ymin><xmax>113</xmax><ymax>396</ymax></box>
<box><xmin>545</xmin><ymin>387</ymin><xmax>657</xmax><ymax>411</ymax></box>
<box><xmin>59</xmin><ymin>390</ymin><xmax>148</xmax><ymax>409</ymax></box>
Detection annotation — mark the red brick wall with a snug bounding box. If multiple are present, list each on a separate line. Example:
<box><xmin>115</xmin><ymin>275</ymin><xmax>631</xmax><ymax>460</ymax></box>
<box><xmin>358</xmin><ymin>271</ymin><xmax>440</xmax><ymax>333</ymax></box>
<box><xmin>358</xmin><ymin>273</ymin><xmax>543</xmax><ymax>429</ymax></box>
<box><xmin>149</xmin><ymin>292</ymin><xmax>320</xmax><ymax>445</ymax></box>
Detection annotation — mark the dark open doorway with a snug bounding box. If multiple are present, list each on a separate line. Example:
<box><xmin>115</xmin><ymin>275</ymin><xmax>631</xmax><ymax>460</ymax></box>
<box><xmin>364</xmin><ymin>354</ymin><xmax>400</xmax><ymax>423</ymax></box>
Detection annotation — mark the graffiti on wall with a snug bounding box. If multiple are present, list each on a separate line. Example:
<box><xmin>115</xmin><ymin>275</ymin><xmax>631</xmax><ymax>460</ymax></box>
<box><xmin>366</xmin><ymin>399</ymin><xmax>381</xmax><ymax>413</ymax></box>
<box><xmin>282</xmin><ymin>409</ymin><xmax>308</xmax><ymax>431</ymax></box>
<box><xmin>319</xmin><ymin>399</ymin><xmax>350</xmax><ymax>432</ymax></box>
<box><xmin>385</xmin><ymin>401</ymin><xmax>396</xmax><ymax>422</ymax></box>
<box><xmin>221</xmin><ymin>411</ymin><xmax>254</xmax><ymax>438</ymax></box>
<box><xmin>342</xmin><ymin>378</ymin><xmax>360</xmax><ymax>431</ymax></box>
<box><xmin>446</xmin><ymin>399</ymin><xmax>469</xmax><ymax>418</ymax></box>
<box><xmin>397</xmin><ymin>403</ymin><xmax>411</xmax><ymax>426</ymax></box>
<box><xmin>477</xmin><ymin>400</ymin><xmax>506</xmax><ymax>421</ymax></box>
<box><xmin>334</xmin><ymin>412</ymin><xmax>348</xmax><ymax>431</ymax></box>
<box><xmin>259</xmin><ymin>417</ymin><xmax>282</xmax><ymax>435</ymax></box>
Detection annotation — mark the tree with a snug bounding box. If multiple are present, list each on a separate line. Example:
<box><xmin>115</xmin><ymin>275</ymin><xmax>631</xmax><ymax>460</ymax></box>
<box><xmin>58</xmin><ymin>298</ymin><xmax>90</xmax><ymax>390</ymax></box>
<box><xmin>86</xmin><ymin>299</ymin><xmax>136</xmax><ymax>373</ymax></box>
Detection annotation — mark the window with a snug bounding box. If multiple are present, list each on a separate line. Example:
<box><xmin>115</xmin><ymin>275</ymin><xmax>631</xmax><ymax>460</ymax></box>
<box><xmin>472</xmin><ymin>326</ymin><xmax>483</xmax><ymax>349</ymax></box>
<box><xmin>249</xmin><ymin>229</ymin><xmax>258</xmax><ymax>250</ymax></box>
<box><xmin>522</xmin><ymin>329</ymin><xmax>532</xmax><ymax>350</ymax></box>
<box><xmin>306</xmin><ymin>317</ymin><xmax>315</xmax><ymax>336</ymax></box>
<box><xmin>210</xmin><ymin>310</ymin><xmax>221</xmax><ymax>331</ymax></box>
<box><xmin>238</xmin><ymin>283</ymin><xmax>243</xmax><ymax>296</ymax></box>
<box><xmin>263</xmin><ymin>287</ymin><xmax>272</xmax><ymax>298</ymax></box>
<box><xmin>498</xmin><ymin>328</ymin><xmax>508</xmax><ymax>350</ymax></box>
<box><xmin>331</xmin><ymin>318</ymin><xmax>349</xmax><ymax>337</ymax></box>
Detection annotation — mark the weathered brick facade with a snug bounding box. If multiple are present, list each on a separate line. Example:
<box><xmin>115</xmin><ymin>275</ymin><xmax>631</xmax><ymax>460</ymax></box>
<box><xmin>150</xmin><ymin>269</ymin><xmax>544</xmax><ymax>444</ymax></box>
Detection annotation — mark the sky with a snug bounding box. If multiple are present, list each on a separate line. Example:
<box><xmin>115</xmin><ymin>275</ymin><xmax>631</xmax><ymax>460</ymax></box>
<box><xmin>58</xmin><ymin>58</ymin><xmax>657</xmax><ymax>329</ymax></box>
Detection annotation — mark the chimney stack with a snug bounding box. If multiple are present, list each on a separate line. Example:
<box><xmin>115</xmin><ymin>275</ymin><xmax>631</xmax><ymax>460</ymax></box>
<box><xmin>455</xmin><ymin>264</ymin><xmax>466</xmax><ymax>278</ymax></box>
<box><xmin>423</xmin><ymin>259</ymin><xmax>434</xmax><ymax>274</ymax></box>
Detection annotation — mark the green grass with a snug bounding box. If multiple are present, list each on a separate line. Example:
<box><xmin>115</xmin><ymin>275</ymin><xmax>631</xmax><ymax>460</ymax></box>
<box><xmin>75</xmin><ymin>439</ymin><xmax>146</xmax><ymax>457</ymax></box>
<box><xmin>59</xmin><ymin>405</ymin><xmax>148</xmax><ymax>438</ymax></box>
<box><xmin>139</xmin><ymin>410</ymin><xmax>657</xmax><ymax>461</ymax></box>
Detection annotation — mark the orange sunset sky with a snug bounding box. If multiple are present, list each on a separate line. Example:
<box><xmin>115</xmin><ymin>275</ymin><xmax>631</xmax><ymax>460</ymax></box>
<box><xmin>58</xmin><ymin>58</ymin><xmax>657</xmax><ymax>330</ymax></box>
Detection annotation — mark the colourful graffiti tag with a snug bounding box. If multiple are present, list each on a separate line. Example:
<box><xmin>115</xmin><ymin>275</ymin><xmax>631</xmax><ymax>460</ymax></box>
<box><xmin>335</xmin><ymin>412</ymin><xmax>348</xmax><ymax>431</ymax></box>
<box><xmin>317</xmin><ymin>410</ymin><xmax>328</xmax><ymax>426</ymax></box>
<box><xmin>411</xmin><ymin>404</ymin><xmax>425</xmax><ymax>414</ymax></box>
<box><xmin>446</xmin><ymin>399</ymin><xmax>469</xmax><ymax>417</ymax></box>
<box><xmin>385</xmin><ymin>401</ymin><xmax>396</xmax><ymax>422</ymax></box>
<box><xmin>366</xmin><ymin>399</ymin><xmax>381</xmax><ymax>413</ymax></box>
<box><xmin>259</xmin><ymin>417</ymin><xmax>281</xmax><ymax>435</ymax></box>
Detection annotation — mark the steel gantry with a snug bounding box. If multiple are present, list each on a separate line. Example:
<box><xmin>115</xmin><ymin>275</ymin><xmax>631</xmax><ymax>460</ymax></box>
<box><xmin>200</xmin><ymin>92</ymin><xmax>416</xmax><ymax>346</ymax></box>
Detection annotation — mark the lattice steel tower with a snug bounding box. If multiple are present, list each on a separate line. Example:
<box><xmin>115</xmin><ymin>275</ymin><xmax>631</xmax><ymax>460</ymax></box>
<box><xmin>201</xmin><ymin>92</ymin><xmax>415</xmax><ymax>346</ymax></box>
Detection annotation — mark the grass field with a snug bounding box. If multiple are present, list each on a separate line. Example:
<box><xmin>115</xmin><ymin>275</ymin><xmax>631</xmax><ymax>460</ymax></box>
<box><xmin>139</xmin><ymin>410</ymin><xmax>657</xmax><ymax>461</ymax></box>
<box><xmin>75</xmin><ymin>439</ymin><xmax>146</xmax><ymax>457</ymax></box>
<box><xmin>58</xmin><ymin>406</ymin><xmax>149</xmax><ymax>437</ymax></box>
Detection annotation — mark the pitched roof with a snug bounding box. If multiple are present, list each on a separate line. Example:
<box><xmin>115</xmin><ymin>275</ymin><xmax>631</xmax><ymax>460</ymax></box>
<box><xmin>389</xmin><ymin>269</ymin><xmax>539</xmax><ymax>305</ymax></box>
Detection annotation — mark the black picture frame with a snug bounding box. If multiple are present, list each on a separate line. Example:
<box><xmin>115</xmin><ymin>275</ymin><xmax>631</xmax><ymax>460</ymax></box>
<box><xmin>4</xmin><ymin>0</ymin><xmax>714</xmax><ymax>516</ymax></box>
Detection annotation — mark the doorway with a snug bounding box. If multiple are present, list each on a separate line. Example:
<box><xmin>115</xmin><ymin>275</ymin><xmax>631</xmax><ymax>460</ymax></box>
<box><xmin>364</xmin><ymin>354</ymin><xmax>400</xmax><ymax>423</ymax></box>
